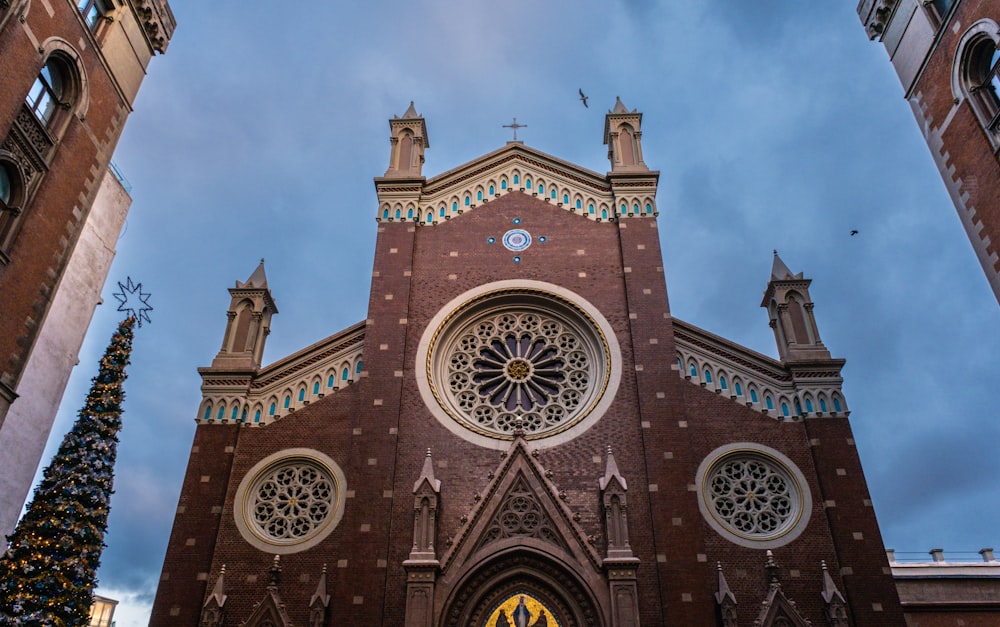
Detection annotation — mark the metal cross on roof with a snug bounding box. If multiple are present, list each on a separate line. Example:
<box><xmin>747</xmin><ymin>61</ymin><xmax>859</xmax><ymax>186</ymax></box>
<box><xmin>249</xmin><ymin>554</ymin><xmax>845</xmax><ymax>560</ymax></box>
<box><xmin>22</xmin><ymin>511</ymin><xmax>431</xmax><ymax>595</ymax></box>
<box><xmin>503</xmin><ymin>117</ymin><xmax>527</xmax><ymax>141</ymax></box>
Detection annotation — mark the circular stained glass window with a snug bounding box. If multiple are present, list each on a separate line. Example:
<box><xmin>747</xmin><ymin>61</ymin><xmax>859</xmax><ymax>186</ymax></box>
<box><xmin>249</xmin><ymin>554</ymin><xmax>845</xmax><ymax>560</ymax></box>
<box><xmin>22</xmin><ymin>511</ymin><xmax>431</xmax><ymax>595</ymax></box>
<box><xmin>234</xmin><ymin>450</ymin><xmax>346</xmax><ymax>553</ymax></box>
<box><xmin>426</xmin><ymin>288</ymin><xmax>611</xmax><ymax>442</ymax></box>
<box><xmin>697</xmin><ymin>446</ymin><xmax>810</xmax><ymax>547</ymax></box>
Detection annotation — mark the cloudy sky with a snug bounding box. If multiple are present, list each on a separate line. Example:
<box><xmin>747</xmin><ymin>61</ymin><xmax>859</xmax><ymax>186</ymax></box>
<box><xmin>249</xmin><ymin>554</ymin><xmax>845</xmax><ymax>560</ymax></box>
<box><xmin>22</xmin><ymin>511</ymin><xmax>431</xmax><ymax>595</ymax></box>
<box><xmin>32</xmin><ymin>1</ymin><xmax>999</xmax><ymax>623</ymax></box>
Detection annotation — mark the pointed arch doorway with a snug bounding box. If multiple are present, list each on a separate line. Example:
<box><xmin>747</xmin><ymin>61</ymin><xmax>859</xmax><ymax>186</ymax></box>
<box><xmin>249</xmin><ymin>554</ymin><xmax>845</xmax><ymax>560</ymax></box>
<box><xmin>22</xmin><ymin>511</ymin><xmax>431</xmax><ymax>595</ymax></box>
<box><xmin>440</xmin><ymin>550</ymin><xmax>605</xmax><ymax>627</ymax></box>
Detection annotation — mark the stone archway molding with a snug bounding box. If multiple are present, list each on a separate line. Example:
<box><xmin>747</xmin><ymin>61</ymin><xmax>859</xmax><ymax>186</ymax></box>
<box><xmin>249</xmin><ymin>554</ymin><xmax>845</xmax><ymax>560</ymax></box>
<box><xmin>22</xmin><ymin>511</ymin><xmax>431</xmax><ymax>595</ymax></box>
<box><xmin>440</xmin><ymin>546</ymin><xmax>606</xmax><ymax>627</ymax></box>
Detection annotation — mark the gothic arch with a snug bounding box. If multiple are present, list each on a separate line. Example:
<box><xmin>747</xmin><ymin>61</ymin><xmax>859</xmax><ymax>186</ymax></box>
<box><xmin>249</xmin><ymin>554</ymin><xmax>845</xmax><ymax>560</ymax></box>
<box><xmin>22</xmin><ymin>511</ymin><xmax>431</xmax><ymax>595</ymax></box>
<box><xmin>440</xmin><ymin>547</ymin><xmax>605</xmax><ymax>627</ymax></box>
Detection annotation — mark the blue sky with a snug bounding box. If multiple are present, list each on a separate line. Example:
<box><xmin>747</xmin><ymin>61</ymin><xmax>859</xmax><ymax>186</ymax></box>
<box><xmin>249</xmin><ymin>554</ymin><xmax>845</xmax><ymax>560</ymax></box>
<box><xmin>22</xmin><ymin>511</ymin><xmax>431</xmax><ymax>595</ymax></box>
<box><xmin>33</xmin><ymin>1</ymin><xmax>999</xmax><ymax>623</ymax></box>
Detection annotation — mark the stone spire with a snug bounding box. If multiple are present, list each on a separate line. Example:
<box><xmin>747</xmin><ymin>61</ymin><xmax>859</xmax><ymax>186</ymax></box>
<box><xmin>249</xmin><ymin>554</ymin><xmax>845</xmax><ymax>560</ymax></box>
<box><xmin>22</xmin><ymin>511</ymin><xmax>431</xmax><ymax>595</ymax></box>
<box><xmin>714</xmin><ymin>562</ymin><xmax>738</xmax><ymax>627</ymax></box>
<box><xmin>769</xmin><ymin>250</ymin><xmax>798</xmax><ymax>281</ymax></box>
<box><xmin>761</xmin><ymin>252</ymin><xmax>831</xmax><ymax>362</ymax></box>
<box><xmin>210</xmin><ymin>259</ymin><xmax>277</xmax><ymax>370</ymax></box>
<box><xmin>384</xmin><ymin>101</ymin><xmax>429</xmax><ymax>178</ymax></box>
<box><xmin>821</xmin><ymin>560</ymin><xmax>850</xmax><ymax>627</ymax></box>
<box><xmin>199</xmin><ymin>565</ymin><xmax>226</xmax><ymax>627</ymax></box>
<box><xmin>308</xmin><ymin>564</ymin><xmax>330</xmax><ymax>627</ymax></box>
<box><xmin>241</xmin><ymin>258</ymin><xmax>268</xmax><ymax>288</ymax></box>
<box><xmin>603</xmin><ymin>97</ymin><xmax>647</xmax><ymax>173</ymax></box>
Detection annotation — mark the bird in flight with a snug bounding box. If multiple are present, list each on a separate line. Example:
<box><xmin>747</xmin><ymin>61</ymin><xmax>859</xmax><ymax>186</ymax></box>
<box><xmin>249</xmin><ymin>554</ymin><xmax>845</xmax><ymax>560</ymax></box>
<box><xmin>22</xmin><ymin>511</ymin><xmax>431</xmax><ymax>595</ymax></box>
<box><xmin>578</xmin><ymin>89</ymin><xmax>588</xmax><ymax>108</ymax></box>
<box><xmin>850</xmin><ymin>229</ymin><xmax>859</xmax><ymax>236</ymax></box>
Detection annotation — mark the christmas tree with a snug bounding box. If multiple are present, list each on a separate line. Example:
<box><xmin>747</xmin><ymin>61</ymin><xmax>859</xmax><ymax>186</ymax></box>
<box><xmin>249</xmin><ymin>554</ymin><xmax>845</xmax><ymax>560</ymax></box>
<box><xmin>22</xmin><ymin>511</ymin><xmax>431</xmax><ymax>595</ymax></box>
<box><xmin>0</xmin><ymin>279</ymin><xmax>150</xmax><ymax>626</ymax></box>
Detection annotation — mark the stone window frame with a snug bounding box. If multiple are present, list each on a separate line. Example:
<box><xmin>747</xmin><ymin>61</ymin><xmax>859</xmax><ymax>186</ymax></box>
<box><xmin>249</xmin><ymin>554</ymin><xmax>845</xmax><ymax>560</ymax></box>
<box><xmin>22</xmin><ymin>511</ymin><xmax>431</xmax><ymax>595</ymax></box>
<box><xmin>233</xmin><ymin>448</ymin><xmax>347</xmax><ymax>554</ymax></box>
<box><xmin>416</xmin><ymin>280</ymin><xmax>622</xmax><ymax>451</ymax></box>
<box><xmin>953</xmin><ymin>20</ymin><xmax>1000</xmax><ymax>151</ymax></box>
<box><xmin>695</xmin><ymin>443</ymin><xmax>812</xmax><ymax>549</ymax></box>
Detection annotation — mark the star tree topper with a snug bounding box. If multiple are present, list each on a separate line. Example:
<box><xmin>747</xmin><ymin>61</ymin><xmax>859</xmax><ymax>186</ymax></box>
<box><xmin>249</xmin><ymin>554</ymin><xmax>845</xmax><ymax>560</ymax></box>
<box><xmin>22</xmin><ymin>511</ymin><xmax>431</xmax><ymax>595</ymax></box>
<box><xmin>113</xmin><ymin>277</ymin><xmax>153</xmax><ymax>327</ymax></box>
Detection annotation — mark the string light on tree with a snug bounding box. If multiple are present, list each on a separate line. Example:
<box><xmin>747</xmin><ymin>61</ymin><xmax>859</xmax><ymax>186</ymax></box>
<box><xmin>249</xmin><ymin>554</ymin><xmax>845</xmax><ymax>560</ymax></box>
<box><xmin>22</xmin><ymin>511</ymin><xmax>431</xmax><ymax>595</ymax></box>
<box><xmin>0</xmin><ymin>279</ymin><xmax>151</xmax><ymax>625</ymax></box>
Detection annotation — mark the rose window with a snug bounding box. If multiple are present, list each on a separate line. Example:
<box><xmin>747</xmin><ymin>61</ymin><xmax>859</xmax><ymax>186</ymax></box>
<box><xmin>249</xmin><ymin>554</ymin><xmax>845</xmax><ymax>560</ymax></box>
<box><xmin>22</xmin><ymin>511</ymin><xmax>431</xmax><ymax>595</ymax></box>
<box><xmin>428</xmin><ymin>289</ymin><xmax>610</xmax><ymax>440</ymax></box>
<box><xmin>705</xmin><ymin>453</ymin><xmax>801</xmax><ymax>540</ymax></box>
<box><xmin>247</xmin><ymin>460</ymin><xmax>335</xmax><ymax>543</ymax></box>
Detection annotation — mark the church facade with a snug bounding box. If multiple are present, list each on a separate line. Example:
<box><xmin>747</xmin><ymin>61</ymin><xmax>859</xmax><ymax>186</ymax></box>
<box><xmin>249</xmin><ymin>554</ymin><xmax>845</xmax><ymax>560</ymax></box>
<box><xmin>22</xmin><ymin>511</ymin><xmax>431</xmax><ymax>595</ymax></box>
<box><xmin>150</xmin><ymin>102</ymin><xmax>905</xmax><ymax>626</ymax></box>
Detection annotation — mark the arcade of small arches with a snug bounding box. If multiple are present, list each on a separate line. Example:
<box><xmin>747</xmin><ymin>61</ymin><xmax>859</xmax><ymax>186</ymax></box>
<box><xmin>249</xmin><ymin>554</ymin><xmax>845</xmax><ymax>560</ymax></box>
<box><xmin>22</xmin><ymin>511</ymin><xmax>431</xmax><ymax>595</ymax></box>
<box><xmin>674</xmin><ymin>350</ymin><xmax>847</xmax><ymax>420</ymax></box>
<box><xmin>197</xmin><ymin>351</ymin><xmax>363</xmax><ymax>426</ymax></box>
<box><xmin>376</xmin><ymin>166</ymin><xmax>656</xmax><ymax>226</ymax></box>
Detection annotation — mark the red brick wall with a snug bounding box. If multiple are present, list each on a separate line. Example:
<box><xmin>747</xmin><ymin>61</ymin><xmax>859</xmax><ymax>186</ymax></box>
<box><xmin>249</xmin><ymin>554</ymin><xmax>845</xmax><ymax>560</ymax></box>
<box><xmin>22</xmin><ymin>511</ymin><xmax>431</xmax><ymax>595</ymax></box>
<box><xmin>0</xmin><ymin>7</ymin><xmax>128</xmax><ymax>392</ymax></box>
<box><xmin>149</xmin><ymin>425</ymin><xmax>240</xmax><ymax>626</ymax></box>
<box><xmin>909</xmin><ymin>0</ymin><xmax>1000</xmax><ymax>288</ymax></box>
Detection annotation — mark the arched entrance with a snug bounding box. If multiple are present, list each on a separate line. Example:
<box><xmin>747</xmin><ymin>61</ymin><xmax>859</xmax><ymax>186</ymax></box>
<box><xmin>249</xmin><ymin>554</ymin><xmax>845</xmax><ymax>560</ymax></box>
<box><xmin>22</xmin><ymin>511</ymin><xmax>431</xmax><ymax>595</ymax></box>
<box><xmin>441</xmin><ymin>550</ymin><xmax>604</xmax><ymax>627</ymax></box>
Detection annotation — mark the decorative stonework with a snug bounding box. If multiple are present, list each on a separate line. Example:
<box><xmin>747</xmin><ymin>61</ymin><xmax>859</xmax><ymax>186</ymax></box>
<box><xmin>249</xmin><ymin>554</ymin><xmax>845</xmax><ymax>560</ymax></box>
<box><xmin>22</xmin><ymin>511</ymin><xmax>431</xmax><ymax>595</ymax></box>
<box><xmin>374</xmin><ymin>143</ymin><xmax>658</xmax><ymax>226</ymax></box>
<box><xmin>695</xmin><ymin>444</ymin><xmax>811</xmax><ymax>549</ymax></box>
<box><xmin>708</xmin><ymin>455</ymin><xmax>795</xmax><ymax>538</ymax></box>
<box><xmin>133</xmin><ymin>0</ymin><xmax>176</xmax><ymax>53</ymax></box>
<box><xmin>420</xmin><ymin>283</ymin><xmax>619</xmax><ymax>447</ymax></box>
<box><xmin>233</xmin><ymin>449</ymin><xmax>346</xmax><ymax>554</ymax></box>
<box><xmin>197</xmin><ymin>322</ymin><xmax>364</xmax><ymax>426</ymax></box>
<box><xmin>674</xmin><ymin>318</ymin><xmax>848</xmax><ymax>421</ymax></box>
<box><xmin>475</xmin><ymin>475</ymin><xmax>564</xmax><ymax>552</ymax></box>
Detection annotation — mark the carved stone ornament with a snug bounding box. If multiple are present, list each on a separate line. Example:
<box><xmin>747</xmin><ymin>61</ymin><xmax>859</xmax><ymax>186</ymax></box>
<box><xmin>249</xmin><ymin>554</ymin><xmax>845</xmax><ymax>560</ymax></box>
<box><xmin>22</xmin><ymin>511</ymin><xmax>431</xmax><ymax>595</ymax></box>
<box><xmin>200</xmin><ymin>565</ymin><xmax>227</xmax><ymax>627</ymax></box>
<box><xmin>15</xmin><ymin>105</ymin><xmax>54</xmax><ymax>160</ymax></box>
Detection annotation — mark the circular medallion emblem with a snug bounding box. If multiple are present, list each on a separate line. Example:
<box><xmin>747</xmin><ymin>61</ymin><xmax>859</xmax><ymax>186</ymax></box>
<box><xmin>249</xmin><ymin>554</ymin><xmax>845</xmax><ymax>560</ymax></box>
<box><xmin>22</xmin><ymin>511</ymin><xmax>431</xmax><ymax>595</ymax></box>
<box><xmin>502</xmin><ymin>229</ymin><xmax>532</xmax><ymax>252</ymax></box>
<box><xmin>416</xmin><ymin>281</ymin><xmax>622</xmax><ymax>449</ymax></box>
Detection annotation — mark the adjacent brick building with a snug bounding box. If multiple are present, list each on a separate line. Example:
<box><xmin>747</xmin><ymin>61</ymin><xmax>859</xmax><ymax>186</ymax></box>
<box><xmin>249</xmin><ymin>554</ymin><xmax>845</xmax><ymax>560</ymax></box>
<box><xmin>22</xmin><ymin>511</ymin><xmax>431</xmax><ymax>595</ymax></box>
<box><xmin>0</xmin><ymin>0</ymin><xmax>175</xmax><ymax>540</ymax></box>
<box><xmin>858</xmin><ymin>0</ymin><xmax>1000</xmax><ymax>303</ymax></box>
<box><xmin>150</xmin><ymin>102</ymin><xmax>908</xmax><ymax>626</ymax></box>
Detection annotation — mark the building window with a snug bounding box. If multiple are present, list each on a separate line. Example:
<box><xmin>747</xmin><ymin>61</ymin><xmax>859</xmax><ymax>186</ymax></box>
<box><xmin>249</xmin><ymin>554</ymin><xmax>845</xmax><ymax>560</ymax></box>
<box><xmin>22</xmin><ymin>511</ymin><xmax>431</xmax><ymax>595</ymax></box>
<box><xmin>313</xmin><ymin>382</ymin><xmax>320</xmax><ymax>394</ymax></box>
<box><xmin>283</xmin><ymin>395</ymin><xmax>290</xmax><ymax>409</ymax></box>
<box><xmin>298</xmin><ymin>388</ymin><xmax>305</xmax><ymax>402</ymax></box>
<box><xmin>969</xmin><ymin>39</ymin><xmax>1000</xmax><ymax>133</ymax></box>
<box><xmin>327</xmin><ymin>375</ymin><xmax>334</xmax><ymax>387</ymax></box>
<box><xmin>77</xmin><ymin>0</ymin><xmax>108</xmax><ymax>31</ymax></box>
<box><xmin>424</xmin><ymin>290</ymin><xmax>611</xmax><ymax>441</ymax></box>
<box><xmin>0</xmin><ymin>161</ymin><xmax>21</xmax><ymax>241</ymax></box>
<box><xmin>695</xmin><ymin>445</ymin><xmax>812</xmax><ymax>549</ymax></box>
<box><xmin>26</xmin><ymin>59</ymin><xmax>67</xmax><ymax>127</ymax></box>
<box><xmin>0</xmin><ymin>164</ymin><xmax>12</xmax><ymax>207</ymax></box>
<box><xmin>355</xmin><ymin>361</ymin><xmax>362</xmax><ymax>373</ymax></box>
<box><xmin>927</xmin><ymin>0</ymin><xmax>954</xmax><ymax>25</ymax></box>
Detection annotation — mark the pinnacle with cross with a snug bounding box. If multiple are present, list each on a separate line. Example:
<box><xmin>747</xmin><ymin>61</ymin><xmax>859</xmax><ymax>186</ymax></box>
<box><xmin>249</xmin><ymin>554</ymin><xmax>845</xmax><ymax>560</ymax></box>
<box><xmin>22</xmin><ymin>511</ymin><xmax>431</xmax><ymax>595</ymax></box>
<box><xmin>503</xmin><ymin>118</ymin><xmax>527</xmax><ymax>141</ymax></box>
